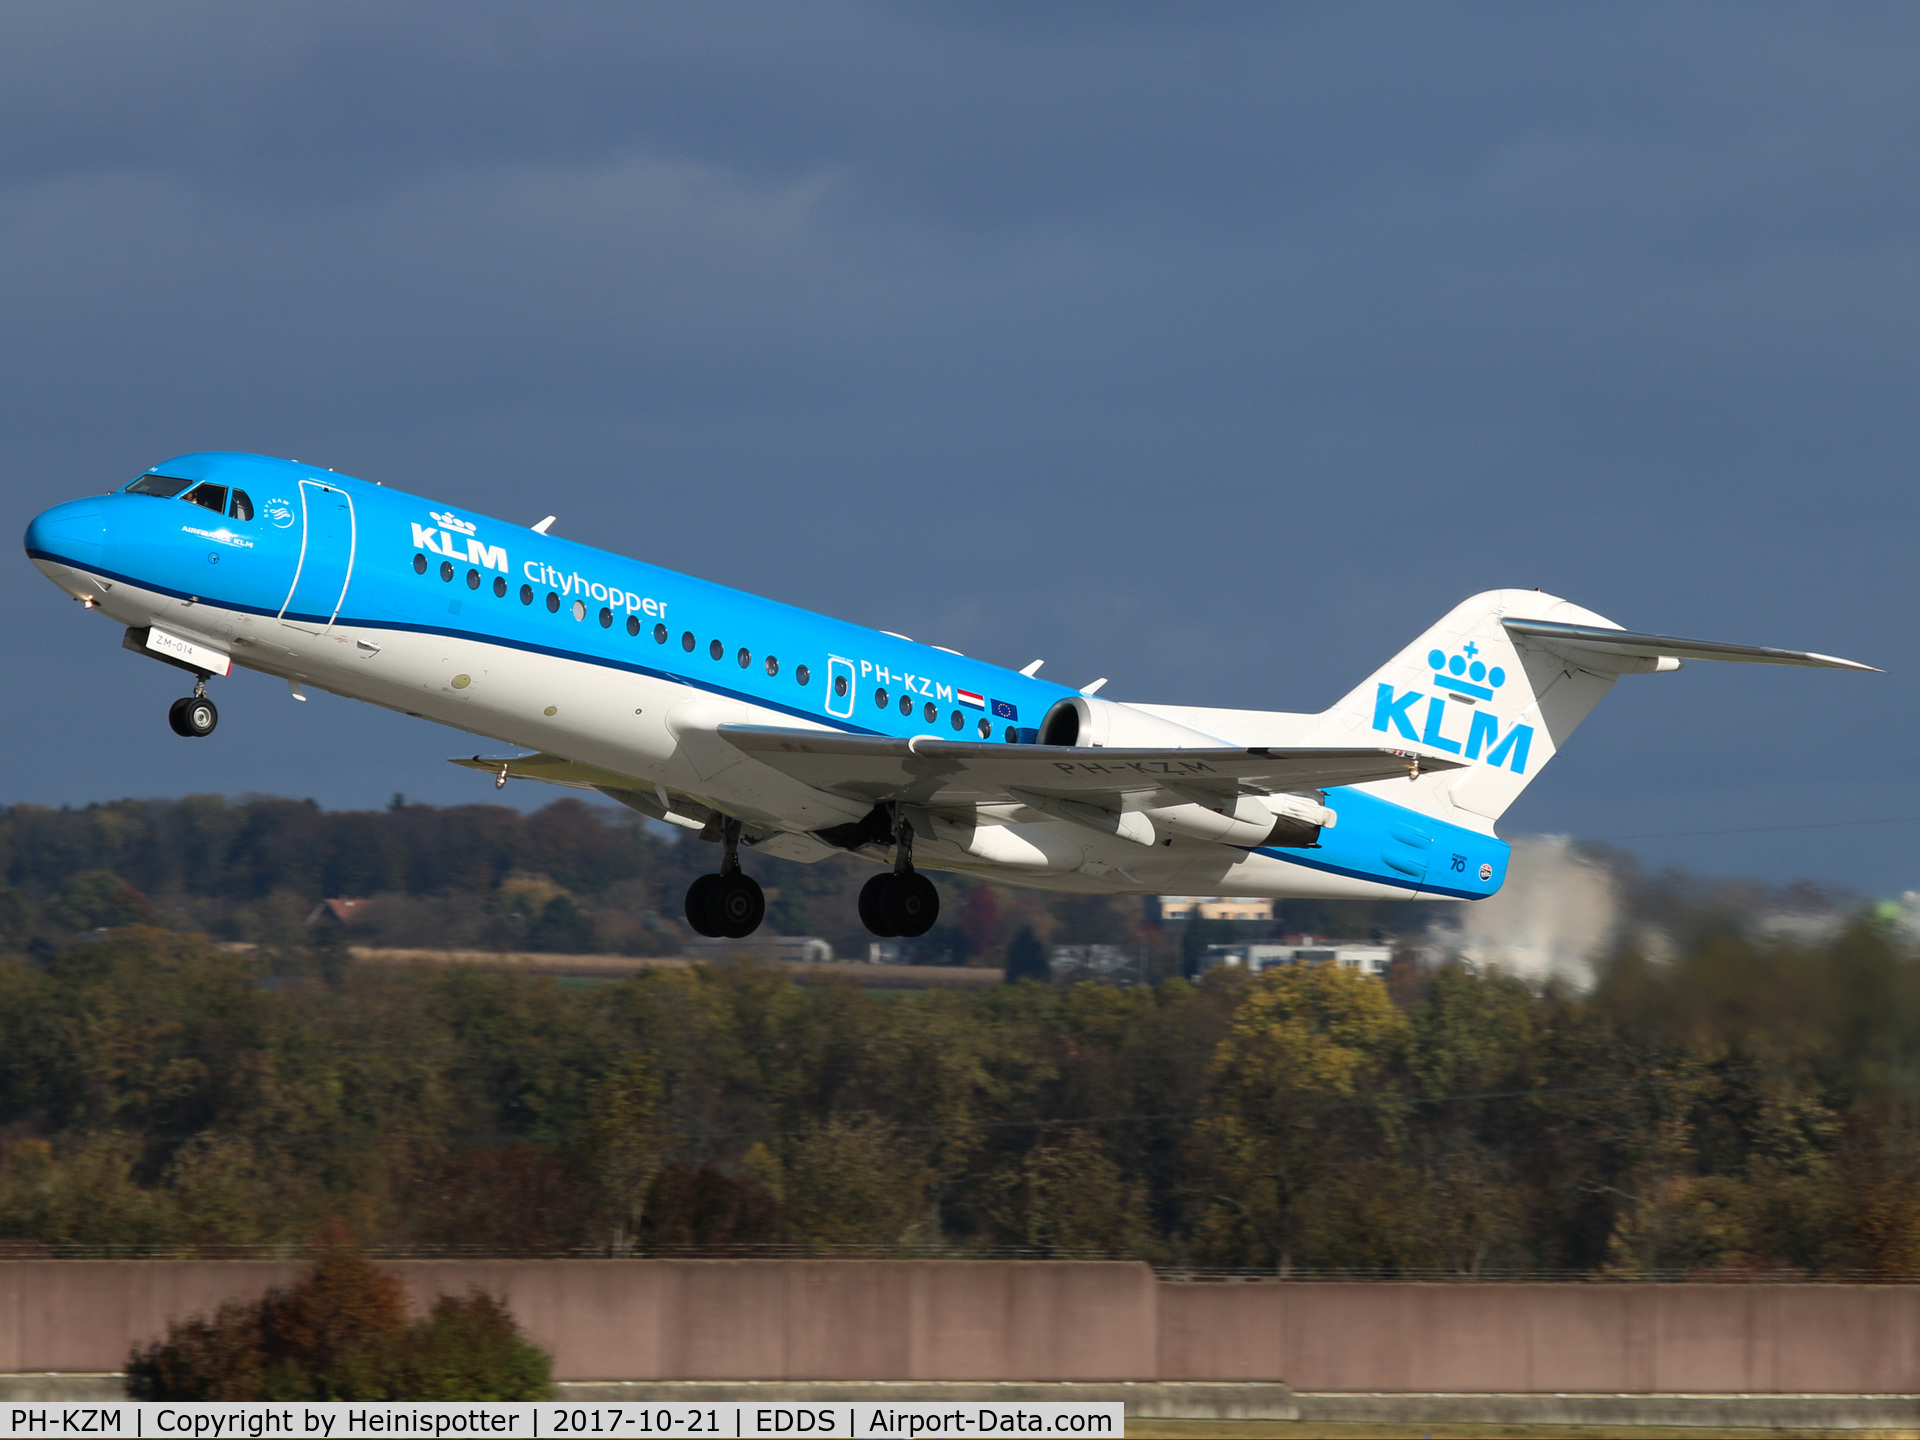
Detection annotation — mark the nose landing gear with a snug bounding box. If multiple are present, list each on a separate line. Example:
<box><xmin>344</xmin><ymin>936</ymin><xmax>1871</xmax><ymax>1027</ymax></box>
<box><xmin>167</xmin><ymin>678</ymin><xmax>218</xmax><ymax>738</ymax></box>
<box><xmin>684</xmin><ymin>816</ymin><xmax>766</xmax><ymax>940</ymax></box>
<box><xmin>857</xmin><ymin>809</ymin><xmax>939</xmax><ymax>939</ymax></box>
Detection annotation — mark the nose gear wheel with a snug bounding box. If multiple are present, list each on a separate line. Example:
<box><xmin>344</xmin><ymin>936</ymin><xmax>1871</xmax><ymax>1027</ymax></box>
<box><xmin>168</xmin><ymin>695</ymin><xmax>217</xmax><ymax>737</ymax></box>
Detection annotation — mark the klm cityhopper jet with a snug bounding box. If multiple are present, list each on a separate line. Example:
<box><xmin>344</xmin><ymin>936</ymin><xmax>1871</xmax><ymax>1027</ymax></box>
<box><xmin>25</xmin><ymin>453</ymin><xmax>1876</xmax><ymax>942</ymax></box>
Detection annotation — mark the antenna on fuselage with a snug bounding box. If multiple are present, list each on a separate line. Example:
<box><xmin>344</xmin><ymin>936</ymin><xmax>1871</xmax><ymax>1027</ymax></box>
<box><xmin>1019</xmin><ymin>659</ymin><xmax>1044</xmax><ymax>676</ymax></box>
<box><xmin>531</xmin><ymin>516</ymin><xmax>556</xmax><ymax>534</ymax></box>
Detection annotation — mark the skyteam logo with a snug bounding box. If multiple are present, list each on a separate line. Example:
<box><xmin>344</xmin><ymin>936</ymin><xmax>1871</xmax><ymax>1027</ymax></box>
<box><xmin>1371</xmin><ymin>642</ymin><xmax>1533</xmax><ymax>773</ymax></box>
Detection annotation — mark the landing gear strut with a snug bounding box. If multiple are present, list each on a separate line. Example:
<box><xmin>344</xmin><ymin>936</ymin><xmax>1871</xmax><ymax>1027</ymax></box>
<box><xmin>684</xmin><ymin>816</ymin><xmax>765</xmax><ymax>940</ymax></box>
<box><xmin>858</xmin><ymin>808</ymin><xmax>939</xmax><ymax>939</ymax></box>
<box><xmin>167</xmin><ymin>676</ymin><xmax>217</xmax><ymax>738</ymax></box>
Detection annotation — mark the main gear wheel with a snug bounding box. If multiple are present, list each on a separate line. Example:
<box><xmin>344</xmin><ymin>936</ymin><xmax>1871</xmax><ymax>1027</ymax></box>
<box><xmin>858</xmin><ymin>871</ymin><xmax>938</xmax><ymax>938</ymax></box>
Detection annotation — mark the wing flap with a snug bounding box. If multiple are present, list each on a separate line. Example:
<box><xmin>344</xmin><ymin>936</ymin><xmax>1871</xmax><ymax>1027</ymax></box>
<box><xmin>449</xmin><ymin>752</ymin><xmax>711</xmax><ymax>824</ymax></box>
<box><xmin>715</xmin><ymin>724</ymin><xmax>1455</xmax><ymax>807</ymax></box>
<box><xmin>449</xmin><ymin>752</ymin><xmax>643</xmax><ymax>790</ymax></box>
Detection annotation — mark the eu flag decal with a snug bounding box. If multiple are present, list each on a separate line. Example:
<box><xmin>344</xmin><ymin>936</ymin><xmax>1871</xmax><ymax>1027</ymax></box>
<box><xmin>990</xmin><ymin>698</ymin><xmax>1018</xmax><ymax>721</ymax></box>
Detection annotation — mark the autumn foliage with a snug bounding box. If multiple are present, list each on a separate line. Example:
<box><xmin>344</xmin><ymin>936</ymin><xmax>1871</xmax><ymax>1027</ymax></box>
<box><xmin>6</xmin><ymin>796</ymin><xmax>1920</xmax><ymax>1277</ymax></box>
<box><xmin>126</xmin><ymin>1234</ymin><xmax>551</xmax><ymax>1400</ymax></box>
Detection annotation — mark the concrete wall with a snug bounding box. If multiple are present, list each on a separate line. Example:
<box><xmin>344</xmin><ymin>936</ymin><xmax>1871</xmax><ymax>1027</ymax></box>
<box><xmin>3</xmin><ymin>1260</ymin><xmax>1919</xmax><ymax>1392</ymax></box>
<box><xmin>1158</xmin><ymin>1280</ymin><xmax>1920</xmax><ymax>1392</ymax></box>
<box><xmin>0</xmin><ymin>1260</ymin><xmax>1156</xmax><ymax>1384</ymax></box>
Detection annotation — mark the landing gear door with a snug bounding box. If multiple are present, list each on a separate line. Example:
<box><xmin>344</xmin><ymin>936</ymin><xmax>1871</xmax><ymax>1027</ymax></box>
<box><xmin>825</xmin><ymin>655</ymin><xmax>856</xmax><ymax>719</ymax></box>
<box><xmin>279</xmin><ymin>480</ymin><xmax>356</xmax><ymax>634</ymax></box>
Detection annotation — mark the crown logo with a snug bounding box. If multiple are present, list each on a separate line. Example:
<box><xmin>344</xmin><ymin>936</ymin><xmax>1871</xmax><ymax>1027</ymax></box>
<box><xmin>1428</xmin><ymin>643</ymin><xmax>1505</xmax><ymax>701</ymax></box>
<box><xmin>430</xmin><ymin>511</ymin><xmax>477</xmax><ymax>535</ymax></box>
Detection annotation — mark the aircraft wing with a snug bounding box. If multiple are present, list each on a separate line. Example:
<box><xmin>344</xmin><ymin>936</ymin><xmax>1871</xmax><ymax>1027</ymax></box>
<box><xmin>715</xmin><ymin>724</ymin><xmax>1456</xmax><ymax>808</ymax></box>
<box><xmin>449</xmin><ymin>752</ymin><xmax>641</xmax><ymax>790</ymax></box>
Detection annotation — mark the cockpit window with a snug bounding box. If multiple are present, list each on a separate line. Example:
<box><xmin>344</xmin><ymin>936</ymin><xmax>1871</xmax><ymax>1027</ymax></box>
<box><xmin>126</xmin><ymin>473</ymin><xmax>194</xmax><ymax>497</ymax></box>
<box><xmin>228</xmin><ymin>490</ymin><xmax>254</xmax><ymax>521</ymax></box>
<box><xmin>182</xmin><ymin>483</ymin><xmax>228</xmax><ymax>514</ymax></box>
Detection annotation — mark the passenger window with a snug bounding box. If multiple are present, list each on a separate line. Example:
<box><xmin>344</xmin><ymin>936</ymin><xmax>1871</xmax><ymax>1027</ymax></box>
<box><xmin>950</xmin><ymin>711</ymin><xmax>964</xmax><ymax>730</ymax></box>
<box><xmin>493</xmin><ymin>576</ymin><xmax>507</xmax><ymax>598</ymax></box>
<box><xmin>1005</xmin><ymin>726</ymin><xmax>1018</xmax><ymax>743</ymax></box>
<box><xmin>228</xmin><ymin>490</ymin><xmax>254</xmax><ymax>521</ymax></box>
<box><xmin>183</xmin><ymin>483</ymin><xmax>228</xmax><ymax>514</ymax></box>
<box><xmin>709</xmin><ymin>639</ymin><xmax>724</xmax><ymax>660</ymax></box>
<box><xmin>626</xmin><ymin>614</ymin><xmax>640</xmax><ymax>636</ymax></box>
<box><xmin>546</xmin><ymin>592</ymin><xmax>560</xmax><ymax>612</ymax></box>
<box><xmin>466</xmin><ymin>569</ymin><xmax>481</xmax><ymax>590</ymax></box>
<box><xmin>682</xmin><ymin>631</ymin><xmax>696</xmax><ymax>652</ymax></box>
<box><xmin>978</xmin><ymin>718</ymin><xmax>991</xmax><ymax>738</ymax></box>
<box><xmin>765</xmin><ymin>655</ymin><xmax>779</xmax><ymax>677</ymax></box>
<box><xmin>599</xmin><ymin>607</ymin><xmax>612</xmax><ymax>628</ymax></box>
<box><xmin>797</xmin><ymin>664</ymin><xmax>811</xmax><ymax>686</ymax></box>
<box><xmin>441</xmin><ymin>561</ymin><xmax>455</xmax><ymax>582</ymax></box>
<box><xmin>654</xmin><ymin>623</ymin><xmax>668</xmax><ymax>644</ymax></box>
<box><xmin>737</xmin><ymin>648</ymin><xmax>751</xmax><ymax>668</ymax></box>
<box><xmin>520</xmin><ymin>584</ymin><xmax>534</xmax><ymax>605</ymax></box>
<box><xmin>875</xmin><ymin>688</ymin><xmax>889</xmax><ymax>709</ymax></box>
<box><xmin>899</xmin><ymin>694</ymin><xmax>913</xmax><ymax>716</ymax></box>
<box><xmin>923</xmin><ymin>701</ymin><xmax>937</xmax><ymax>724</ymax></box>
<box><xmin>571</xmin><ymin>599</ymin><xmax>587</xmax><ymax>621</ymax></box>
<box><xmin>413</xmin><ymin>554</ymin><xmax>427</xmax><ymax>574</ymax></box>
<box><xmin>126</xmin><ymin>473</ymin><xmax>194</xmax><ymax>497</ymax></box>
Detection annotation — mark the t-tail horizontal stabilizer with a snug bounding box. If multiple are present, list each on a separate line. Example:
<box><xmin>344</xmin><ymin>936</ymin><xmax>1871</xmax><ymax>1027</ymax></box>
<box><xmin>1323</xmin><ymin>588</ymin><xmax>1877</xmax><ymax>829</ymax></box>
<box><xmin>1502</xmin><ymin>619</ymin><xmax>1881</xmax><ymax>672</ymax></box>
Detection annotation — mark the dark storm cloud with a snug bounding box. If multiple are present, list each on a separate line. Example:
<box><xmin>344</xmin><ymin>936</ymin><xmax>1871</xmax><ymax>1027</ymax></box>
<box><xmin>6</xmin><ymin>2</ymin><xmax>1918</xmax><ymax>889</ymax></box>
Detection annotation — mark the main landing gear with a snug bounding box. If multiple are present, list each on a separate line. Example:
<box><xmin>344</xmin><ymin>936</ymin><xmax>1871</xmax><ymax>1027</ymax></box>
<box><xmin>684</xmin><ymin>817</ymin><xmax>766</xmax><ymax>939</ymax></box>
<box><xmin>857</xmin><ymin>810</ymin><xmax>939</xmax><ymax>939</ymax></box>
<box><xmin>167</xmin><ymin>677</ymin><xmax>218</xmax><ymax>738</ymax></box>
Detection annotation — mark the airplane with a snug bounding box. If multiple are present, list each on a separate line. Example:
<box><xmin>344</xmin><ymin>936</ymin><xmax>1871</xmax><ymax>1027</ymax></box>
<box><xmin>24</xmin><ymin>452</ymin><xmax>1877</xmax><ymax>943</ymax></box>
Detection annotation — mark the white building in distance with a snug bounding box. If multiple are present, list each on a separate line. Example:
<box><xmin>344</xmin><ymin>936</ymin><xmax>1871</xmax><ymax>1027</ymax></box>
<box><xmin>1202</xmin><ymin>938</ymin><xmax>1393</xmax><ymax>978</ymax></box>
<box><xmin>1158</xmin><ymin>896</ymin><xmax>1275</xmax><ymax>922</ymax></box>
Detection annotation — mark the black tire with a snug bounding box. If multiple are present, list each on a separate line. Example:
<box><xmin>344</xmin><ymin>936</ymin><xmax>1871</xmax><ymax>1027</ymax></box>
<box><xmin>858</xmin><ymin>873</ymin><xmax>899</xmax><ymax>938</ymax></box>
<box><xmin>171</xmin><ymin>696</ymin><xmax>217</xmax><ymax>737</ymax></box>
<box><xmin>684</xmin><ymin>874</ymin><xmax>723</xmax><ymax>937</ymax></box>
<box><xmin>883</xmin><ymin>871</ymin><xmax>940</xmax><ymax>937</ymax></box>
<box><xmin>712</xmin><ymin>873</ymin><xmax>765</xmax><ymax>939</ymax></box>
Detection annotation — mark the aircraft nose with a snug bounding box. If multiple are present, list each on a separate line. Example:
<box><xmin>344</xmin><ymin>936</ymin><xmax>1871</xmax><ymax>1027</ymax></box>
<box><xmin>24</xmin><ymin>497</ymin><xmax>105</xmax><ymax>570</ymax></box>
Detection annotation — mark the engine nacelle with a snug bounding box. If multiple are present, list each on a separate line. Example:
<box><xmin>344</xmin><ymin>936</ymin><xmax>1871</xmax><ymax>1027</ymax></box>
<box><xmin>1146</xmin><ymin>791</ymin><xmax>1337</xmax><ymax>849</ymax></box>
<box><xmin>1038</xmin><ymin>695</ymin><xmax>1224</xmax><ymax>749</ymax></box>
<box><xmin>1036</xmin><ymin>697</ymin><xmax>1335</xmax><ymax>849</ymax></box>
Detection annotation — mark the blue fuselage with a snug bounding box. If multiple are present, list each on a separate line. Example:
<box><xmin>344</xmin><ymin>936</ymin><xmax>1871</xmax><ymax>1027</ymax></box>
<box><xmin>25</xmin><ymin>451</ymin><xmax>1508</xmax><ymax>901</ymax></box>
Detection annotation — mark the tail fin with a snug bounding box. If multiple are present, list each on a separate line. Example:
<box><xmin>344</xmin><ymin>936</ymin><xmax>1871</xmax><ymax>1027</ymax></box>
<box><xmin>1317</xmin><ymin>589</ymin><xmax>1873</xmax><ymax>826</ymax></box>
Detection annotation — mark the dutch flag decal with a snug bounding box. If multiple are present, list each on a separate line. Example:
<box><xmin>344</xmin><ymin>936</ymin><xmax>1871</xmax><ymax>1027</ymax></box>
<box><xmin>957</xmin><ymin>689</ymin><xmax>986</xmax><ymax>710</ymax></box>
